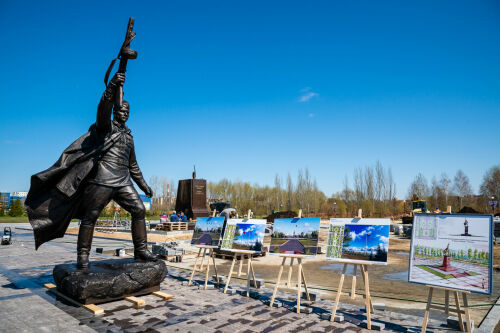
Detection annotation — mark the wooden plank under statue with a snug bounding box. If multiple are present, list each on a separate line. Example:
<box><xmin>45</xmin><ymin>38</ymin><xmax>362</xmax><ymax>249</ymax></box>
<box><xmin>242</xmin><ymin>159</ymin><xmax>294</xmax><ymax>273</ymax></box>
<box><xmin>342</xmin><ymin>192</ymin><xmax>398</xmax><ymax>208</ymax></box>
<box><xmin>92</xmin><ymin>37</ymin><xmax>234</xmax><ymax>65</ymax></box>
<box><xmin>175</xmin><ymin>168</ymin><xmax>209</xmax><ymax>219</ymax></box>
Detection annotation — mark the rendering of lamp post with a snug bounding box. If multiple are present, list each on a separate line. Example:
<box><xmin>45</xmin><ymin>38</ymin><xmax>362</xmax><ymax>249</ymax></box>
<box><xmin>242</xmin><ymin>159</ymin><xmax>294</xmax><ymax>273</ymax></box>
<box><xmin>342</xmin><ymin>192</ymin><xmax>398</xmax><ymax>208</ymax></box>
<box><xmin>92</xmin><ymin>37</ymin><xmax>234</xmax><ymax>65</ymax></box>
<box><xmin>365</xmin><ymin>233</ymin><xmax>371</xmax><ymax>255</ymax></box>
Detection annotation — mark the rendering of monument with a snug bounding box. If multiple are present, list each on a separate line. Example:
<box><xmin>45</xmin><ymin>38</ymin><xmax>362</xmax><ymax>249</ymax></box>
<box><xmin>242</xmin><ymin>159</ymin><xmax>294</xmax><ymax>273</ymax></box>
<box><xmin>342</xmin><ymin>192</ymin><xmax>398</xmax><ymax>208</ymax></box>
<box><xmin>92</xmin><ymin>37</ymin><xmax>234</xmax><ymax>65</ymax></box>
<box><xmin>24</xmin><ymin>18</ymin><xmax>167</xmax><ymax>303</ymax></box>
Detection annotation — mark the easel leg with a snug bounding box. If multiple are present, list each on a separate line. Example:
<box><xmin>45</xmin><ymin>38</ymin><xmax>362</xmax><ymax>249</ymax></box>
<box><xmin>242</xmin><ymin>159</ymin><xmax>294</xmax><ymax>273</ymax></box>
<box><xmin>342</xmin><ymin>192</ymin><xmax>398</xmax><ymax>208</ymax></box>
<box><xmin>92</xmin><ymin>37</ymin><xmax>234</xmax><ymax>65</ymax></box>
<box><xmin>300</xmin><ymin>265</ymin><xmax>310</xmax><ymax>301</ymax></box>
<box><xmin>296</xmin><ymin>258</ymin><xmax>302</xmax><ymax>313</ymax></box>
<box><xmin>454</xmin><ymin>291</ymin><xmax>465</xmax><ymax>332</ymax></box>
<box><xmin>331</xmin><ymin>263</ymin><xmax>347</xmax><ymax>322</ymax></box>
<box><xmin>445</xmin><ymin>290</ymin><xmax>449</xmax><ymax>315</ymax></box>
<box><xmin>238</xmin><ymin>255</ymin><xmax>244</xmax><ymax>276</ymax></box>
<box><xmin>462</xmin><ymin>293</ymin><xmax>472</xmax><ymax>333</ymax></box>
<box><xmin>360</xmin><ymin>265</ymin><xmax>374</xmax><ymax>313</ymax></box>
<box><xmin>246</xmin><ymin>255</ymin><xmax>251</xmax><ymax>297</ymax></box>
<box><xmin>204</xmin><ymin>249</ymin><xmax>211</xmax><ymax>290</ymax></box>
<box><xmin>361</xmin><ymin>265</ymin><xmax>371</xmax><ymax>329</ymax></box>
<box><xmin>421</xmin><ymin>287</ymin><xmax>433</xmax><ymax>333</ymax></box>
<box><xmin>188</xmin><ymin>248</ymin><xmax>202</xmax><ymax>286</ymax></box>
<box><xmin>224</xmin><ymin>255</ymin><xmax>237</xmax><ymax>293</ymax></box>
<box><xmin>351</xmin><ymin>264</ymin><xmax>357</xmax><ymax>299</ymax></box>
<box><xmin>249</xmin><ymin>255</ymin><xmax>257</xmax><ymax>288</ymax></box>
<box><xmin>287</xmin><ymin>257</ymin><xmax>294</xmax><ymax>287</ymax></box>
<box><xmin>211</xmin><ymin>249</ymin><xmax>219</xmax><ymax>289</ymax></box>
<box><xmin>200</xmin><ymin>248</ymin><xmax>207</xmax><ymax>272</ymax></box>
<box><xmin>270</xmin><ymin>257</ymin><xmax>286</xmax><ymax>307</ymax></box>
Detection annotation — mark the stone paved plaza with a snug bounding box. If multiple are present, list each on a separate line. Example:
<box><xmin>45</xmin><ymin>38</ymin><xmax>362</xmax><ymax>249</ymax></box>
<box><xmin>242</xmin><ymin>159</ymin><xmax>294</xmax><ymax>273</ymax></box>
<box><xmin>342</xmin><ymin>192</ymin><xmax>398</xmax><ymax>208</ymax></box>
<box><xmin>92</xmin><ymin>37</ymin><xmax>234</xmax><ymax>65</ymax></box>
<box><xmin>0</xmin><ymin>226</ymin><xmax>492</xmax><ymax>332</ymax></box>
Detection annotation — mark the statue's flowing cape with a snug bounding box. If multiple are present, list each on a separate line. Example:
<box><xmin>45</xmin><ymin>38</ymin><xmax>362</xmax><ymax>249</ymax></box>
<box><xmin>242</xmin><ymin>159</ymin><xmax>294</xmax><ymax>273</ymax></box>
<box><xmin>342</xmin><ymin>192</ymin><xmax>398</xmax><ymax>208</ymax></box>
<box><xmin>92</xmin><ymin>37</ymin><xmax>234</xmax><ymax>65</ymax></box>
<box><xmin>25</xmin><ymin>124</ymin><xmax>124</xmax><ymax>249</ymax></box>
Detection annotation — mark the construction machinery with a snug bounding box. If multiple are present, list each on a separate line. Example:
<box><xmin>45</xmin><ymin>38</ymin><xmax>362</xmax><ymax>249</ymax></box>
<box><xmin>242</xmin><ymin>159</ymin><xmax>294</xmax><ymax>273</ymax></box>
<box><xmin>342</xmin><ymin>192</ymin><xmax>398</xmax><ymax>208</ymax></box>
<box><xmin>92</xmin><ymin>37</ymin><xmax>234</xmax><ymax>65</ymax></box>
<box><xmin>1</xmin><ymin>227</ymin><xmax>12</xmax><ymax>245</ymax></box>
<box><xmin>402</xmin><ymin>195</ymin><xmax>428</xmax><ymax>224</ymax></box>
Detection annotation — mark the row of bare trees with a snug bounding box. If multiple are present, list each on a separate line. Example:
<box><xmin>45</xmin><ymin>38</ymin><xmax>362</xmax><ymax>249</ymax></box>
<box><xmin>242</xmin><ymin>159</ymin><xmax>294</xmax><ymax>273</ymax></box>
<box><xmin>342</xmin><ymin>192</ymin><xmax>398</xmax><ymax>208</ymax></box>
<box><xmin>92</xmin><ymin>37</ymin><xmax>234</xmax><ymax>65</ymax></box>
<box><xmin>146</xmin><ymin>164</ymin><xmax>499</xmax><ymax>218</ymax></box>
<box><xmin>207</xmin><ymin>168</ymin><xmax>330</xmax><ymax>217</ymax></box>
<box><xmin>407</xmin><ymin>166</ymin><xmax>500</xmax><ymax>213</ymax></box>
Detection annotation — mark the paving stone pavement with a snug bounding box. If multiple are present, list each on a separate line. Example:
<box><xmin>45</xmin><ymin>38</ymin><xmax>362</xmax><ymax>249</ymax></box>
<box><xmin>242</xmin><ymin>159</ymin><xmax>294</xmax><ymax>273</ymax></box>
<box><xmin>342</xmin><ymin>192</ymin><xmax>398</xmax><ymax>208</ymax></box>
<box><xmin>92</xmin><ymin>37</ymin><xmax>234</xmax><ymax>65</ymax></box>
<box><xmin>0</xmin><ymin>228</ymin><xmax>463</xmax><ymax>332</ymax></box>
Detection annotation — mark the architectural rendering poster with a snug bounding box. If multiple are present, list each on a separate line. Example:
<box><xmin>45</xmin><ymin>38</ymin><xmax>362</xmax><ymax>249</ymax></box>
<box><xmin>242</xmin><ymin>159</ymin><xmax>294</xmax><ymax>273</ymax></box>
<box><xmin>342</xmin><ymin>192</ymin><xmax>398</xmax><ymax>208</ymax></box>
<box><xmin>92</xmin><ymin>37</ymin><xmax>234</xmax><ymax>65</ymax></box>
<box><xmin>220</xmin><ymin>219</ymin><xmax>267</xmax><ymax>253</ymax></box>
<box><xmin>326</xmin><ymin>218</ymin><xmax>390</xmax><ymax>265</ymax></box>
<box><xmin>191</xmin><ymin>216</ymin><xmax>225</xmax><ymax>248</ymax></box>
<box><xmin>409</xmin><ymin>214</ymin><xmax>493</xmax><ymax>294</ymax></box>
<box><xmin>269</xmin><ymin>218</ymin><xmax>321</xmax><ymax>257</ymax></box>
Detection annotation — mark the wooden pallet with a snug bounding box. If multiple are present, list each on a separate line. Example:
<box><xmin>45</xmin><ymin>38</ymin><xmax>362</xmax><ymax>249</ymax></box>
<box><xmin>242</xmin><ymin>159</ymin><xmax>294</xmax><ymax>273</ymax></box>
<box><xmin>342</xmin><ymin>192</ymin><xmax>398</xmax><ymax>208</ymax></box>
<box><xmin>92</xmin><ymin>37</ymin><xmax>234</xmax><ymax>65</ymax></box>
<box><xmin>44</xmin><ymin>284</ymin><xmax>173</xmax><ymax>316</ymax></box>
<box><xmin>155</xmin><ymin>222</ymin><xmax>188</xmax><ymax>231</ymax></box>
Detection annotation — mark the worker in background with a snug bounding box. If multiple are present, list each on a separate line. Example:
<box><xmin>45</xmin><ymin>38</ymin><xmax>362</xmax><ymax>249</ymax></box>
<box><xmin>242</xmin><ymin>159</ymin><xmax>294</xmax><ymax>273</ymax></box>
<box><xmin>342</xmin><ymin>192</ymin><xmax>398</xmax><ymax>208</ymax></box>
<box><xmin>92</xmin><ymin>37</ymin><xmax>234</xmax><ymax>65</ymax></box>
<box><xmin>160</xmin><ymin>212</ymin><xmax>168</xmax><ymax>223</ymax></box>
<box><xmin>433</xmin><ymin>207</ymin><xmax>441</xmax><ymax>213</ymax></box>
<box><xmin>170</xmin><ymin>211</ymin><xmax>179</xmax><ymax>222</ymax></box>
<box><xmin>179</xmin><ymin>211</ymin><xmax>188</xmax><ymax>222</ymax></box>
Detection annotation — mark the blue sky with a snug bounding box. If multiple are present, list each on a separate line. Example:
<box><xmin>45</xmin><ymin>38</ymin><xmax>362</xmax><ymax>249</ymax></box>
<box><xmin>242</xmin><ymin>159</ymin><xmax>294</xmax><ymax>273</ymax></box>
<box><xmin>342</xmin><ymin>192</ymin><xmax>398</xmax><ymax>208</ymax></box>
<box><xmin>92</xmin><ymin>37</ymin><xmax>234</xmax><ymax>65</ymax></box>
<box><xmin>345</xmin><ymin>224</ymin><xmax>390</xmax><ymax>250</ymax></box>
<box><xmin>195</xmin><ymin>217</ymin><xmax>224</xmax><ymax>232</ymax></box>
<box><xmin>1</xmin><ymin>1</ymin><xmax>499</xmax><ymax>197</ymax></box>
<box><xmin>273</xmin><ymin>218</ymin><xmax>321</xmax><ymax>237</ymax></box>
<box><xmin>235</xmin><ymin>223</ymin><xmax>265</xmax><ymax>244</ymax></box>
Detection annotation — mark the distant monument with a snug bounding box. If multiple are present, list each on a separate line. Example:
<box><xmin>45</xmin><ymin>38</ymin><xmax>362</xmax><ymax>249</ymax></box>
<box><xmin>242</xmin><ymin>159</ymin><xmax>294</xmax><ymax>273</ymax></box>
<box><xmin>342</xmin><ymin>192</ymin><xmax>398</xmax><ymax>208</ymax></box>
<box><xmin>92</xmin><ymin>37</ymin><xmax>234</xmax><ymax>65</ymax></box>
<box><xmin>175</xmin><ymin>166</ymin><xmax>209</xmax><ymax>219</ymax></box>
<box><xmin>461</xmin><ymin>219</ymin><xmax>471</xmax><ymax>236</ymax></box>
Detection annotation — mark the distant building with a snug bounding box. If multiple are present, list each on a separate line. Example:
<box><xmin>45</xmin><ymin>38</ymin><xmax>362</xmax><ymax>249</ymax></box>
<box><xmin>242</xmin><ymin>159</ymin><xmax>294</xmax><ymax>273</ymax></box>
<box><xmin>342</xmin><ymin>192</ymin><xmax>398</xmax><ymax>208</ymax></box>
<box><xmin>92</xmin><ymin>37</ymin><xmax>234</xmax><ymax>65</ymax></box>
<box><xmin>139</xmin><ymin>194</ymin><xmax>151</xmax><ymax>211</ymax></box>
<box><xmin>0</xmin><ymin>192</ymin><xmax>28</xmax><ymax>208</ymax></box>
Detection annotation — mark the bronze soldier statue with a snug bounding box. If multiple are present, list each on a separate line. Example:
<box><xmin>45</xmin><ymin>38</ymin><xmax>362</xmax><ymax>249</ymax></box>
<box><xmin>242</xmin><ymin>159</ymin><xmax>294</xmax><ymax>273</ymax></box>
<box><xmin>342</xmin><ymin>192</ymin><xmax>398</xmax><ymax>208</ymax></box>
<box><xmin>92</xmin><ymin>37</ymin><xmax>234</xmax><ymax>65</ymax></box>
<box><xmin>25</xmin><ymin>18</ymin><xmax>157</xmax><ymax>268</ymax></box>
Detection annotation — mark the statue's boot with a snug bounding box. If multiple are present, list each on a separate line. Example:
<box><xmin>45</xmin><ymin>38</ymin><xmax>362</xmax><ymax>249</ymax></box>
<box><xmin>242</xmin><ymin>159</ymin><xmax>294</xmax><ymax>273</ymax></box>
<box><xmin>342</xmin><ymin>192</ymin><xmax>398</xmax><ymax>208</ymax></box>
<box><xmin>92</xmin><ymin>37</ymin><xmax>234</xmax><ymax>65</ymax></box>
<box><xmin>132</xmin><ymin>219</ymin><xmax>158</xmax><ymax>261</ymax></box>
<box><xmin>77</xmin><ymin>224</ymin><xmax>94</xmax><ymax>269</ymax></box>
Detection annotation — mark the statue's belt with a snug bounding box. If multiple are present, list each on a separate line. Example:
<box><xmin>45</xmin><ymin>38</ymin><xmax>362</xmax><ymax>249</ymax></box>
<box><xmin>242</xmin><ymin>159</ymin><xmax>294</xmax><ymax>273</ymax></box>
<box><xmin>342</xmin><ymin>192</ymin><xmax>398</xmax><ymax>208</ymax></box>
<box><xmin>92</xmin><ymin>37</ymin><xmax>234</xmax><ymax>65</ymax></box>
<box><xmin>100</xmin><ymin>156</ymin><xmax>129</xmax><ymax>166</ymax></box>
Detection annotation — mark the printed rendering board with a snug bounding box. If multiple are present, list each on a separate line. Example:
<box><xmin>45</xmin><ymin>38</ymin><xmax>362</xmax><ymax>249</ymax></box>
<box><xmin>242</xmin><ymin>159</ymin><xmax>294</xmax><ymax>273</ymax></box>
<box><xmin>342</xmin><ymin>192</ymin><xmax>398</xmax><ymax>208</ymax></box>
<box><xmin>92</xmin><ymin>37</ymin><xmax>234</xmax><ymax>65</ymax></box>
<box><xmin>409</xmin><ymin>213</ymin><xmax>493</xmax><ymax>294</ymax></box>
<box><xmin>326</xmin><ymin>218</ymin><xmax>390</xmax><ymax>265</ymax></box>
<box><xmin>220</xmin><ymin>219</ymin><xmax>267</xmax><ymax>253</ymax></box>
<box><xmin>269</xmin><ymin>218</ymin><xmax>321</xmax><ymax>257</ymax></box>
<box><xmin>191</xmin><ymin>216</ymin><xmax>225</xmax><ymax>248</ymax></box>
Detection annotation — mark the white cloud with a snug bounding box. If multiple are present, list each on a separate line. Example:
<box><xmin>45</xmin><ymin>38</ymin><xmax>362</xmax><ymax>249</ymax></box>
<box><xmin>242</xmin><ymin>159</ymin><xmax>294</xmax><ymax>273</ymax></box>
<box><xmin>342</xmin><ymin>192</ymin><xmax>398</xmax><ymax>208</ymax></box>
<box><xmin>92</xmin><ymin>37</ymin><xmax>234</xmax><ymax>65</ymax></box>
<box><xmin>349</xmin><ymin>231</ymin><xmax>357</xmax><ymax>241</ymax></box>
<box><xmin>238</xmin><ymin>229</ymin><xmax>244</xmax><ymax>235</ymax></box>
<box><xmin>379</xmin><ymin>236</ymin><xmax>388</xmax><ymax>243</ymax></box>
<box><xmin>308</xmin><ymin>113</ymin><xmax>315</xmax><ymax>118</ymax></box>
<box><xmin>304</xmin><ymin>223</ymin><xmax>310</xmax><ymax>227</ymax></box>
<box><xmin>299</xmin><ymin>91</ymin><xmax>319</xmax><ymax>102</ymax></box>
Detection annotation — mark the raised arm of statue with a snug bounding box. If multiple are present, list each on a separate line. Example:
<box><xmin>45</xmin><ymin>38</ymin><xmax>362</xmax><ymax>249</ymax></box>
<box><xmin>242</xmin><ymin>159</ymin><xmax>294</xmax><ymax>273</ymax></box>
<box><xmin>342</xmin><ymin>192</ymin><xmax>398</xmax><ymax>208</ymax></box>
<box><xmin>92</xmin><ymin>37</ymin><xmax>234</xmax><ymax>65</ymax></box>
<box><xmin>129</xmin><ymin>145</ymin><xmax>153</xmax><ymax>197</ymax></box>
<box><xmin>96</xmin><ymin>73</ymin><xmax>125</xmax><ymax>133</ymax></box>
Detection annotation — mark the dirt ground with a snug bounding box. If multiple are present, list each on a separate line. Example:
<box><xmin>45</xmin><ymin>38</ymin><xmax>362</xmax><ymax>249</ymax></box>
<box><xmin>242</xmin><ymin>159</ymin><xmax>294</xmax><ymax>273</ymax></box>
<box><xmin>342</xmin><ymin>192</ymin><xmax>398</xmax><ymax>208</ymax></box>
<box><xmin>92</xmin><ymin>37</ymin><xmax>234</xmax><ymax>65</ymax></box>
<box><xmin>66</xmin><ymin>224</ymin><xmax>500</xmax><ymax>325</ymax></box>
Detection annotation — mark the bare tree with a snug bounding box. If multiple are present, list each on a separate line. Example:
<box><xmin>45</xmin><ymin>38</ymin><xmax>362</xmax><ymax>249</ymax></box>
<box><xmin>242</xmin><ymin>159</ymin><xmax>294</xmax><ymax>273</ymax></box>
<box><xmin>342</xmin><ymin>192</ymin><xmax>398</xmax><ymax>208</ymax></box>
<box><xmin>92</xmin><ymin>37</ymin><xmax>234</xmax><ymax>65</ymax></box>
<box><xmin>453</xmin><ymin>170</ymin><xmax>473</xmax><ymax>208</ymax></box>
<box><xmin>286</xmin><ymin>173</ymin><xmax>293</xmax><ymax>211</ymax></box>
<box><xmin>407</xmin><ymin>173</ymin><xmax>429</xmax><ymax>200</ymax></box>
<box><xmin>439</xmin><ymin>173</ymin><xmax>451</xmax><ymax>206</ymax></box>
<box><xmin>480</xmin><ymin>165</ymin><xmax>500</xmax><ymax>202</ymax></box>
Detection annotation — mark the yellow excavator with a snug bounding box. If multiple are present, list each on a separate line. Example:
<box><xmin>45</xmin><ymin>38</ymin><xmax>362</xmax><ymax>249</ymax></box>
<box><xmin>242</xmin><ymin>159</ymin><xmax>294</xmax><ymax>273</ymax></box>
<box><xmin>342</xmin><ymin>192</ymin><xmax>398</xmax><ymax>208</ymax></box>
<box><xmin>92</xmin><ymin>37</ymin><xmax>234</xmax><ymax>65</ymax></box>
<box><xmin>402</xmin><ymin>194</ymin><xmax>429</xmax><ymax>224</ymax></box>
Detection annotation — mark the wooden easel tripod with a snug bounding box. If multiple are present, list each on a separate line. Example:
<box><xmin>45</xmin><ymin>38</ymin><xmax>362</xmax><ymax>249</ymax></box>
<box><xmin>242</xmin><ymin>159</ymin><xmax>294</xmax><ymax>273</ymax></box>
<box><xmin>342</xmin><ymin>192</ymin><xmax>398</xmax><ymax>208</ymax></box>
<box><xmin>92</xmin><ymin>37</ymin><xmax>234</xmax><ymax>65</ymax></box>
<box><xmin>187</xmin><ymin>245</ymin><xmax>220</xmax><ymax>290</ymax></box>
<box><xmin>421</xmin><ymin>285</ymin><xmax>473</xmax><ymax>333</ymax></box>
<box><xmin>331</xmin><ymin>261</ymin><xmax>374</xmax><ymax>328</ymax></box>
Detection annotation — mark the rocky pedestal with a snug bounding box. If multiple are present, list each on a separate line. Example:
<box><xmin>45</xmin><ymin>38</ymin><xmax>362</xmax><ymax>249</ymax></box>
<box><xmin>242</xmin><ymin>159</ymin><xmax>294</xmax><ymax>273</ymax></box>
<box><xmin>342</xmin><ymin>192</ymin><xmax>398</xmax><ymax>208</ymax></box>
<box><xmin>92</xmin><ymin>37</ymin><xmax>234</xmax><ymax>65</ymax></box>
<box><xmin>53</xmin><ymin>258</ymin><xmax>168</xmax><ymax>304</ymax></box>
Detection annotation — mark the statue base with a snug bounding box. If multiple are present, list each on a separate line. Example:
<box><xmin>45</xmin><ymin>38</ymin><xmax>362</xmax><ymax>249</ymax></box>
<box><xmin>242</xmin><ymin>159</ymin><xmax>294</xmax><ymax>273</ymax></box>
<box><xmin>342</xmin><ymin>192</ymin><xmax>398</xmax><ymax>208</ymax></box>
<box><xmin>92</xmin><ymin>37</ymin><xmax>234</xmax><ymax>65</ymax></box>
<box><xmin>53</xmin><ymin>258</ymin><xmax>167</xmax><ymax>304</ymax></box>
<box><xmin>437</xmin><ymin>255</ymin><xmax>456</xmax><ymax>272</ymax></box>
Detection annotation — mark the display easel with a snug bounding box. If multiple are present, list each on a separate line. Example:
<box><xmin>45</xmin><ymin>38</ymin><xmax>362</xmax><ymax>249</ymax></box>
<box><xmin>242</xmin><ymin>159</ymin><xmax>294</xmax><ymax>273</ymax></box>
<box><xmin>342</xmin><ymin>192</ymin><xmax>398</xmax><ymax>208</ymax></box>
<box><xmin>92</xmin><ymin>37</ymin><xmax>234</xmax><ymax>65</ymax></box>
<box><xmin>269</xmin><ymin>209</ymin><xmax>312</xmax><ymax>313</ymax></box>
<box><xmin>421</xmin><ymin>285</ymin><xmax>473</xmax><ymax>333</ymax></box>
<box><xmin>223</xmin><ymin>250</ymin><xmax>258</xmax><ymax>296</ymax></box>
<box><xmin>187</xmin><ymin>245</ymin><xmax>220</xmax><ymax>289</ymax></box>
<box><xmin>187</xmin><ymin>210</ymin><xmax>220</xmax><ymax>290</ymax></box>
<box><xmin>223</xmin><ymin>210</ymin><xmax>259</xmax><ymax>297</ymax></box>
<box><xmin>330</xmin><ymin>261</ymin><xmax>374</xmax><ymax>328</ymax></box>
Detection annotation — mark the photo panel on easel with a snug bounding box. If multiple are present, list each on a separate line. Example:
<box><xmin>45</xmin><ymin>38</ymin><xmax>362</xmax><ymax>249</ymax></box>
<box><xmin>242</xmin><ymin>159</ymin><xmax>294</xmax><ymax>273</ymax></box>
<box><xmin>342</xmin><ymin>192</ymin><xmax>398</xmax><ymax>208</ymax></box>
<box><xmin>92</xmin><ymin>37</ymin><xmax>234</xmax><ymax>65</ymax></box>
<box><xmin>220</xmin><ymin>219</ymin><xmax>267</xmax><ymax>253</ymax></box>
<box><xmin>326</xmin><ymin>218</ymin><xmax>390</xmax><ymax>265</ymax></box>
<box><xmin>191</xmin><ymin>216</ymin><xmax>225</xmax><ymax>247</ymax></box>
<box><xmin>409</xmin><ymin>213</ymin><xmax>493</xmax><ymax>294</ymax></box>
<box><xmin>269</xmin><ymin>218</ymin><xmax>321</xmax><ymax>256</ymax></box>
